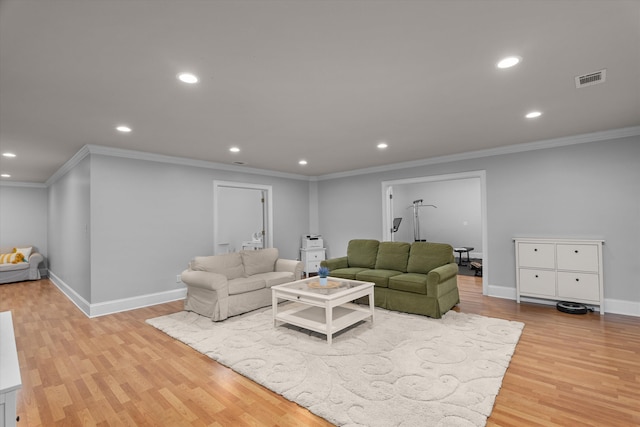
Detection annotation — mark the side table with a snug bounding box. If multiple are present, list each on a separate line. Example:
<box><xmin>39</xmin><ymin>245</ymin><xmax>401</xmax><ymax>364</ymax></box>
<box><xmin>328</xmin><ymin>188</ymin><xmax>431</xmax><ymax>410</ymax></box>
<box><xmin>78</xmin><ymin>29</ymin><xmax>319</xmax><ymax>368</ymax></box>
<box><xmin>453</xmin><ymin>247</ymin><xmax>474</xmax><ymax>266</ymax></box>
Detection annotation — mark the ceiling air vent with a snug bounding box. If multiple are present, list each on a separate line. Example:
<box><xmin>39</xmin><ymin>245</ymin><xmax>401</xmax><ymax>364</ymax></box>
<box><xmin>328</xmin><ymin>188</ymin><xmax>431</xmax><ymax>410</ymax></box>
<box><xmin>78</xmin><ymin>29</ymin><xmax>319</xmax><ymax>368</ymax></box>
<box><xmin>575</xmin><ymin>69</ymin><xmax>606</xmax><ymax>88</ymax></box>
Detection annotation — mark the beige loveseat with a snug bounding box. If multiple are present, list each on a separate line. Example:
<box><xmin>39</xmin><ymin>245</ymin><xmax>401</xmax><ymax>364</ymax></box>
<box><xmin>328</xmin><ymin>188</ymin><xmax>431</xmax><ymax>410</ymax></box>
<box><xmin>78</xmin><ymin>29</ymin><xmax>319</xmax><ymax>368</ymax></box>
<box><xmin>181</xmin><ymin>248</ymin><xmax>303</xmax><ymax>321</ymax></box>
<box><xmin>0</xmin><ymin>246</ymin><xmax>44</xmax><ymax>285</ymax></box>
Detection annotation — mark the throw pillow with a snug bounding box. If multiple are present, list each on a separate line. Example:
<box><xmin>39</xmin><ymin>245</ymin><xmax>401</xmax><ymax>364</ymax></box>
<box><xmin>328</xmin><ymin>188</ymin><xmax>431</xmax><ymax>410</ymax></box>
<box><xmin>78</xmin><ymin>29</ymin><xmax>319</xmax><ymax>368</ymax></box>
<box><xmin>241</xmin><ymin>248</ymin><xmax>279</xmax><ymax>276</ymax></box>
<box><xmin>0</xmin><ymin>252</ymin><xmax>25</xmax><ymax>264</ymax></box>
<box><xmin>14</xmin><ymin>247</ymin><xmax>32</xmax><ymax>260</ymax></box>
<box><xmin>191</xmin><ymin>253</ymin><xmax>244</xmax><ymax>279</ymax></box>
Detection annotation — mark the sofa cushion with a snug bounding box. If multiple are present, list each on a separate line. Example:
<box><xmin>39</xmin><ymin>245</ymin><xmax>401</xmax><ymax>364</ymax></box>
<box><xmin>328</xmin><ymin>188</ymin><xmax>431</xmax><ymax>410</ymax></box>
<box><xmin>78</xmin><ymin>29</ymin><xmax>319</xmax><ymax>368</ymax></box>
<box><xmin>251</xmin><ymin>271</ymin><xmax>295</xmax><ymax>288</ymax></box>
<box><xmin>0</xmin><ymin>252</ymin><xmax>24</xmax><ymax>264</ymax></box>
<box><xmin>388</xmin><ymin>273</ymin><xmax>429</xmax><ymax>295</ymax></box>
<box><xmin>227</xmin><ymin>277</ymin><xmax>266</xmax><ymax>295</ymax></box>
<box><xmin>406</xmin><ymin>242</ymin><xmax>454</xmax><ymax>274</ymax></box>
<box><xmin>241</xmin><ymin>248</ymin><xmax>279</xmax><ymax>276</ymax></box>
<box><xmin>374</xmin><ymin>242</ymin><xmax>411</xmax><ymax>272</ymax></box>
<box><xmin>355</xmin><ymin>269</ymin><xmax>403</xmax><ymax>288</ymax></box>
<box><xmin>0</xmin><ymin>262</ymin><xmax>29</xmax><ymax>272</ymax></box>
<box><xmin>328</xmin><ymin>267</ymin><xmax>369</xmax><ymax>280</ymax></box>
<box><xmin>191</xmin><ymin>253</ymin><xmax>244</xmax><ymax>279</ymax></box>
<box><xmin>347</xmin><ymin>239</ymin><xmax>380</xmax><ymax>269</ymax></box>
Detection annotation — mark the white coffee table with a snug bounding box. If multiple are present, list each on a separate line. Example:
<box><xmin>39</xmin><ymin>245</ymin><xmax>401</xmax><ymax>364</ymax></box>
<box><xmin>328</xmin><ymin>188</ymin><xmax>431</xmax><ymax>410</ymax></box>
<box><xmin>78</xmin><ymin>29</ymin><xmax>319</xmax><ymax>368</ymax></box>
<box><xmin>271</xmin><ymin>277</ymin><xmax>374</xmax><ymax>345</ymax></box>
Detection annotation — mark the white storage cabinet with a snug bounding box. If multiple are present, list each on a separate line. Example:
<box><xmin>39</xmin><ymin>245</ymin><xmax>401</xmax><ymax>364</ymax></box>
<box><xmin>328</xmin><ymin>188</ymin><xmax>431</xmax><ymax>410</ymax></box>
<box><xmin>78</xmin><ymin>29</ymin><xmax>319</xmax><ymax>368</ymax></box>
<box><xmin>514</xmin><ymin>238</ymin><xmax>604</xmax><ymax>314</ymax></box>
<box><xmin>300</xmin><ymin>248</ymin><xmax>326</xmax><ymax>277</ymax></box>
<box><xmin>1</xmin><ymin>311</ymin><xmax>21</xmax><ymax>427</ymax></box>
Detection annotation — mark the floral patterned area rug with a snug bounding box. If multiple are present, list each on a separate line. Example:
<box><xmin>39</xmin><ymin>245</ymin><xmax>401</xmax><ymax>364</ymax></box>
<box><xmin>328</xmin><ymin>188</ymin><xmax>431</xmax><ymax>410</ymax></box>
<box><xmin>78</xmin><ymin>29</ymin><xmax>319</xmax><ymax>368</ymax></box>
<box><xmin>147</xmin><ymin>306</ymin><xmax>524</xmax><ymax>427</ymax></box>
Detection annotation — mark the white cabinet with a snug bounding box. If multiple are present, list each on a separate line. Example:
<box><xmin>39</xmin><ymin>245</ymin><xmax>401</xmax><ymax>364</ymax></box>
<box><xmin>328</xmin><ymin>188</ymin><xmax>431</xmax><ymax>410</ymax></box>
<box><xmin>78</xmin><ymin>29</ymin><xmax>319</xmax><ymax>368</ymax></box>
<box><xmin>300</xmin><ymin>248</ymin><xmax>326</xmax><ymax>277</ymax></box>
<box><xmin>514</xmin><ymin>238</ymin><xmax>604</xmax><ymax>314</ymax></box>
<box><xmin>1</xmin><ymin>312</ymin><xmax>21</xmax><ymax>427</ymax></box>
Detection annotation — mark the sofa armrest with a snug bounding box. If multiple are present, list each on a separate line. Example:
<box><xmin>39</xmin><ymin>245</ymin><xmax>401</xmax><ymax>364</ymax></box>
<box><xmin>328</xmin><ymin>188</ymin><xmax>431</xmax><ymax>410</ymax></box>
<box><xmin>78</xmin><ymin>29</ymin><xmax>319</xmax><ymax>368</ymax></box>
<box><xmin>180</xmin><ymin>270</ymin><xmax>228</xmax><ymax>291</ymax></box>
<box><xmin>28</xmin><ymin>252</ymin><xmax>43</xmax><ymax>267</ymax></box>
<box><xmin>426</xmin><ymin>263</ymin><xmax>459</xmax><ymax>294</ymax></box>
<box><xmin>321</xmin><ymin>256</ymin><xmax>348</xmax><ymax>270</ymax></box>
<box><xmin>275</xmin><ymin>259</ymin><xmax>303</xmax><ymax>280</ymax></box>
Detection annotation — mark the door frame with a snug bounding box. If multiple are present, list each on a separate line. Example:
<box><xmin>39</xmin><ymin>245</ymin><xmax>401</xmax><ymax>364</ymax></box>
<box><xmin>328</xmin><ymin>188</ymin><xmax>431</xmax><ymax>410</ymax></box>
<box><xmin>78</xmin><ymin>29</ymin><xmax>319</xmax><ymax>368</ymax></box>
<box><xmin>213</xmin><ymin>180</ymin><xmax>273</xmax><ymax>254</ymax></box>
<box><xmin>381</xmin><ymin>170</ymin><xmax>488</xmax><ymax>294</ymax></box>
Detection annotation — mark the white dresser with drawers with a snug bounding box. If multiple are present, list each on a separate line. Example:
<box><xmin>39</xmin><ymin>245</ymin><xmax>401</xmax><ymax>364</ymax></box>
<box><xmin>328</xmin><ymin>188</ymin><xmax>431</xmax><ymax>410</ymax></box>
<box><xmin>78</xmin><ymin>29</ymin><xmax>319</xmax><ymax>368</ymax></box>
<box><xmin>514</xmin><ymin>238</ymin><xmax>605</xmax><ymax>314</ymax></box>
<box><xmin>300</xmin><ymin>236</ymin><xmax>326</xmax><ymax>277</ymax></box>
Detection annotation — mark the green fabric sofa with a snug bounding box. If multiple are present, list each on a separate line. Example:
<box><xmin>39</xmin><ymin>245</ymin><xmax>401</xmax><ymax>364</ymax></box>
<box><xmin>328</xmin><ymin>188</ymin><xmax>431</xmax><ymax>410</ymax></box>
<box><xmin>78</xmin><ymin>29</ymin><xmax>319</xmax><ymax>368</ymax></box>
<box><xmin>321</xmin><ymin>239</ymin><xmax>459</xmax><ymax>318</ymax></box>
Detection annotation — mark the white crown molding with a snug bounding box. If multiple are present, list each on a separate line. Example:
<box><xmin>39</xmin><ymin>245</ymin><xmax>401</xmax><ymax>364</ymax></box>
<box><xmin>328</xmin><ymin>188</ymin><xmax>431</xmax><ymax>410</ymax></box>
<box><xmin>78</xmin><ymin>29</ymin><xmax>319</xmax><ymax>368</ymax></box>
<box><xmin>41</xmin><ymin>126</ymin><xmax>640</xmax><ymax>186</ymax></box>
<box><xmin>0</xmin><ymin>181</ymin><xmax>47</xmax><ymax>188</ymax></box>
<box><xmin>317</xmin><ymin>126</ymin><xmax>640</xmax><ymax>181</ymax></box>
<box><xmin>86</xmin><ymin>145</ymin><xmax>310</xmax><ymax>181</ymax></box>
<box><xmin>45</xmin><ymin>145</ymin><xmax>91</xmax><ymax>186</ymax></box>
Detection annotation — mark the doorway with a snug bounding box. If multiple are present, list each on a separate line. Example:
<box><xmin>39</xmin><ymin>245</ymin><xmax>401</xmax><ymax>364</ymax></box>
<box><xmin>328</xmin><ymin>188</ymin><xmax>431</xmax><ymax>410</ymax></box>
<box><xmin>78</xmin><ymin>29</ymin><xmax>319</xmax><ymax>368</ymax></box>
<box><xmin>381</xmin><ymin>170</ymin><xmax>488</xmax><ymax>294</ymax></box>
<box><xmin>213</xmin><ymin>181</ymin><xmax>273</xmax><ymax>254</ymax></box>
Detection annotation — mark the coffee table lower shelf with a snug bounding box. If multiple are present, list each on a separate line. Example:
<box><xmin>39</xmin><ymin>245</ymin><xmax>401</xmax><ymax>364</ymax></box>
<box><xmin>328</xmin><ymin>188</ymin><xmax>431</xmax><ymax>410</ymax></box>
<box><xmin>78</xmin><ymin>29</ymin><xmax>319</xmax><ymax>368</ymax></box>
<box><xmin>274</xmin><ymin>302</ymin><xmax>372</xmax><ymax>344</ymax></box>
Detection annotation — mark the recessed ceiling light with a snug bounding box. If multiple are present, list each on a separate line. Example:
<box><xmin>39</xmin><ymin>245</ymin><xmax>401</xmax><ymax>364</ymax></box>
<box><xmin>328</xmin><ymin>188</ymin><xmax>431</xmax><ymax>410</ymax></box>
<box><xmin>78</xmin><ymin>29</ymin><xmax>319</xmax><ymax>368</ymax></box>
<box><xmin>299</xmin><ymin>160</ymin><xmax>308</xmax><ymax>165</ymax></box>
<box><xmin>1</xmin><ymin>174</ymin><xmax>10</xmax><ymax>178</ymax></box>
<box><xmin>525</xmin><ymin>111</ymin><xmax>542</xmax><ymax>119</ymax></box>
<box><xmin>377</xmin><ymin>142</ymin><xmax>388</xmax><ymax>149</ymax></box>
<box><xmin>229</xmin><ymin>147</ymin><xmax>240</xmax><ymax>153</ymax></box>
<box><xmin>2</xmin><ymin>152</ymin><xmax>16</xmax><ymax>158</ymax></box>
<box><xmin>177</xmin><ymin>72</ymin><xmax>198</xmax><ymax>84</ymax></box>
<box><xmin>116</xmin><ymin>125</ymin><xmax>132</xmax><ymax>132</ymax></box>
<box><xmin>497</xmin><ymin>56</ymin><xmax>522</xmax><ymax>69</ymax></box>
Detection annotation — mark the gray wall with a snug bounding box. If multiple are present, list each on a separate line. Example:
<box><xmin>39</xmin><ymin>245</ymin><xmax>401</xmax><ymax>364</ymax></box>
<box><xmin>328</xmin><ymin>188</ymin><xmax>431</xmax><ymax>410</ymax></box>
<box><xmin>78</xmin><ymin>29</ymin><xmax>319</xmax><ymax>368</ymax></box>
<box><xmin>8</xmin><ymin>132</ymin><xmax>640</xmax><ymax>315</ymax></box>
<box><xmin>0</xmin><ymin>184</ymin><xmax>48</xmax><ymax>264</ymax></box>
<box><xmin>48</xmin><ymin>155</ymin><xmax>91</xmax><ymax>300</ymax></box>
<box><xmin>318</xmin><ymin>136</ymin><xmax>640</xmax><ymax>307</ymax></box>
<box><xmin>87</xmin><ymin>154</ymin><xmax>309</xmax><ymax>303</ymax></box>
<box><xmin>392</xmin><ymin>178</ymin><xmax>482</xmax><ymax>251</ymax></box>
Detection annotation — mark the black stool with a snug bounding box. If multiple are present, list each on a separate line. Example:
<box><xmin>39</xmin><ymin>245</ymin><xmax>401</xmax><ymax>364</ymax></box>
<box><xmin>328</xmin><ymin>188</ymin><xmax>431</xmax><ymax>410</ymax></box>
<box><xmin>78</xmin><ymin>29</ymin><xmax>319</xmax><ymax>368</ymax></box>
<box><xmin>453</xmin><ymin>247</ymin><xmax>473</xmax><ymax>266</ymax></box>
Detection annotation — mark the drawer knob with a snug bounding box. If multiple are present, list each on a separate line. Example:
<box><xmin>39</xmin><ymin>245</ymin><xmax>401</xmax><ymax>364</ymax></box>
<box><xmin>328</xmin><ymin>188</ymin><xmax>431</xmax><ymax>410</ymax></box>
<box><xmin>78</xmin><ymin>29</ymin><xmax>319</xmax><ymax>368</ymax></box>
<box><xmin>575</xmin><ymin>278</ymin><xmax>580</xmax><ymax>282</ymax></box>
<box><xmin>574</xmin><ymin>250</ymin><xmax>579</xmax><ymax>253</ymax></box>
<box><xmin>535</xmin><ymin>274</ymin><xmax>539</xmax><ymax>278</ymax></box>
<box><xmin>534</xmin><ymin>248</ymin><xmax>538</xmax><ymax>252</ymax></box>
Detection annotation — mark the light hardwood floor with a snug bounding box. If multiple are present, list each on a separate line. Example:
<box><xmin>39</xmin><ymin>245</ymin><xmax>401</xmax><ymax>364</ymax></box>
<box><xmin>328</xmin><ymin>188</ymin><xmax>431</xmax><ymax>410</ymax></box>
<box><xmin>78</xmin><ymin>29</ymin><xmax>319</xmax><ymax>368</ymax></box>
<box><xmin>1</xmin><ymin>276</ymin><xmax>639</xmax><ymax>426</ymax></box>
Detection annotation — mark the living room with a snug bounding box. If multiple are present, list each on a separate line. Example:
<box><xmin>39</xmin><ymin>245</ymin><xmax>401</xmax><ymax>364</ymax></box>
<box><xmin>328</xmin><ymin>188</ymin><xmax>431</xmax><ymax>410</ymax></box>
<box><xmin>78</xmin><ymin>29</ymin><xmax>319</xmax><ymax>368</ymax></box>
<box><xmin>1</xmin><ymin>1</ymin><xmax>639</xmax><ymax>426</ymax></box>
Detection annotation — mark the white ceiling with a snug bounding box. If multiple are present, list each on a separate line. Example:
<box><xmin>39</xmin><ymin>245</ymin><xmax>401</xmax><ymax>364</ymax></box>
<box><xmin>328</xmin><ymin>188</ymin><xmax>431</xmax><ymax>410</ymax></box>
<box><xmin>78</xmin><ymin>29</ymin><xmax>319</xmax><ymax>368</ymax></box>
<box><xmin>1</xmin><ymin>0</ymin><xmax>639</xmax><ymax>183</ymax></box>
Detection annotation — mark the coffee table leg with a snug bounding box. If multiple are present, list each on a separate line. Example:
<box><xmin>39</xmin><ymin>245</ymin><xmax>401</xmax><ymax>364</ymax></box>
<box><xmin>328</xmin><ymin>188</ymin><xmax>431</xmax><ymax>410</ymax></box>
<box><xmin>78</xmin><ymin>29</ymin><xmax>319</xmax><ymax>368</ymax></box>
<box><xmin>272</xmin><ymin>292</ymin><xmax>278</xmax><ymax>327</ymax></box>
<box><xmin>325</xmin><ymin>302</ymin><xmax>332</xmax><ymax>345</ymax></box>
<box><xmin>369</xmin><ymin>288</ymin><xmax>375</xmax><ymax>324</ymax></box>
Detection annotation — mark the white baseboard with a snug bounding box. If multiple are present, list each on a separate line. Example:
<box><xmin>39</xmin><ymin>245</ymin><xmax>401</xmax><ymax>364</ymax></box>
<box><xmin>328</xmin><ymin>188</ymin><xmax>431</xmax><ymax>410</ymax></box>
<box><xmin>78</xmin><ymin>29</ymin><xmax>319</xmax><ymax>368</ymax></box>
<box><xmin>603</xmin><ymin>298</ymin><xmax>640</xmax><ymax>317</ymax></box>
<box><xmin>89</xmin><ymin>288</ymin><xmax>186</xmax><ymax>318</ymax></box>
<box><xmin>48</xmin><ymin>270</ymin><xmax>186</xmax><ymax>318</ymax></box>
<box><xmin>486</xmin><ymin>284</ymin><xmax>639</xmax><ymax>317</ymax></box>
<box><xmin>48</xmin><ymin>271</ymin><xmax>92</xmax><ymax>315</ymax></box>
<box><xmin>486</xmin><ymin>284</ymin><xmax>515</xmax><ymax>300</ymax></box>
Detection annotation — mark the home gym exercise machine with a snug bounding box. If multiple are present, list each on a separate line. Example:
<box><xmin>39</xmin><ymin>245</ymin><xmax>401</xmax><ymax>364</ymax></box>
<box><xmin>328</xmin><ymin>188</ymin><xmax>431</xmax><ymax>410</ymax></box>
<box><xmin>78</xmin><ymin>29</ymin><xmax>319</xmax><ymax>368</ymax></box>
<box><xmin>409</xmin><ymin>199</ymin><xmax>437</xmax><ymax>242</ymax></box>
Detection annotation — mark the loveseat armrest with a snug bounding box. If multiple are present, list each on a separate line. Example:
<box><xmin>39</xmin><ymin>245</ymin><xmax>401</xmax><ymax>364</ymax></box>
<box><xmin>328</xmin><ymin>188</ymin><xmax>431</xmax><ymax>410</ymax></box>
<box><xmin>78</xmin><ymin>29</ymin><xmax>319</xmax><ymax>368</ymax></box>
<box><xmin>28</xmin><ymin>252</ymin><xmax>44</xmax><ymax>280</ymax></box>
<box><xmin>426</xmin><ymin>263</ymin><xmax>459</xmax><ymax>295</ymax></box>
<box><xmin>28</xmin><ymin>252</ymin><xmax>43</xmax><ymax>267</ymax></box>
<box><xmin>180</xmin><ymin>270</ymin><xmax>228</xmax><ymax>291</ymax></box>
<box><xmin>275</xmin><ymin>259</ymin><xmax>304</xmax><ymax>280</ymax></box>
<box><xmin>321</xmin><ymin>256</ymin><xmax>348</xmax><ymax>270</ymax></box>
